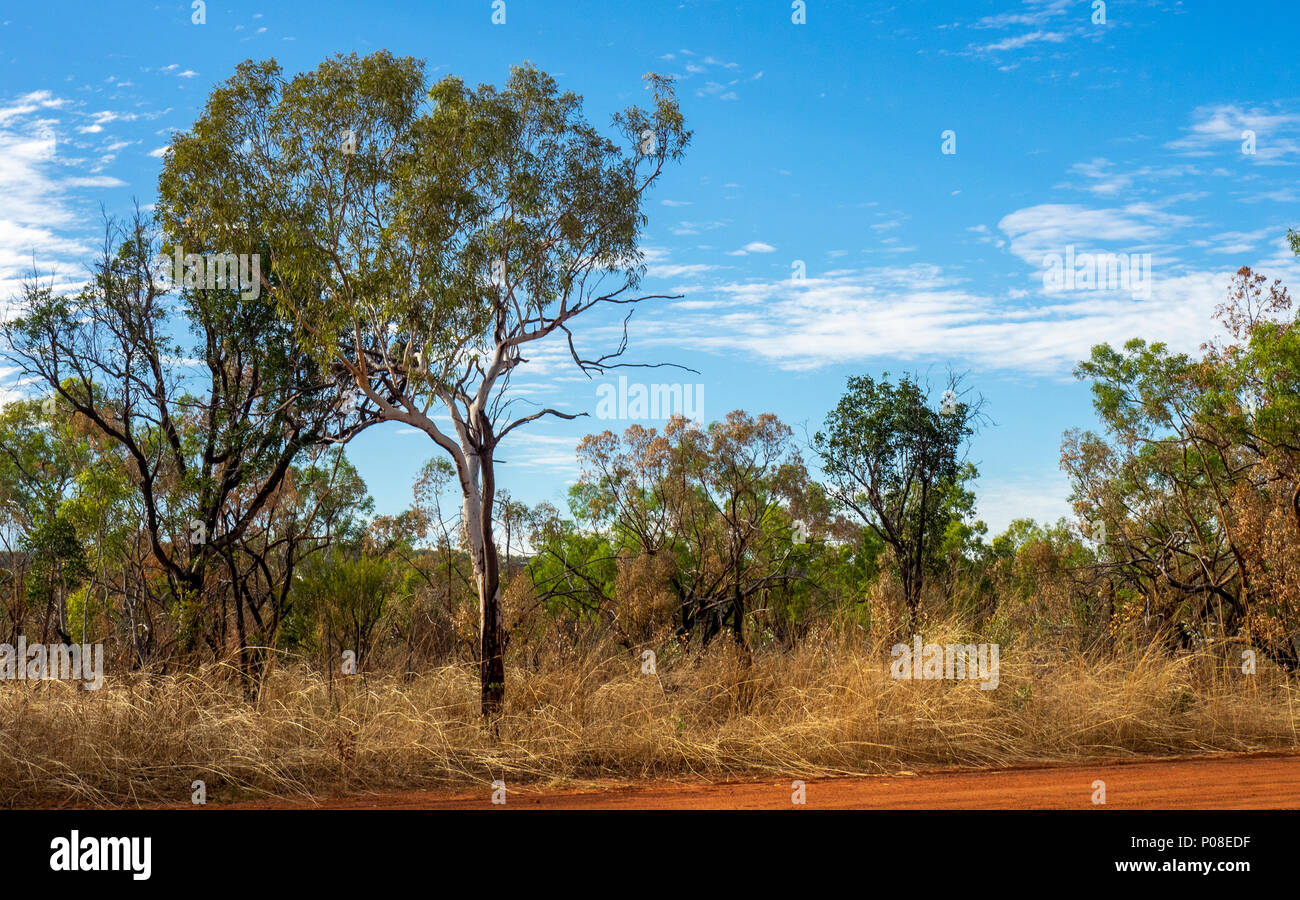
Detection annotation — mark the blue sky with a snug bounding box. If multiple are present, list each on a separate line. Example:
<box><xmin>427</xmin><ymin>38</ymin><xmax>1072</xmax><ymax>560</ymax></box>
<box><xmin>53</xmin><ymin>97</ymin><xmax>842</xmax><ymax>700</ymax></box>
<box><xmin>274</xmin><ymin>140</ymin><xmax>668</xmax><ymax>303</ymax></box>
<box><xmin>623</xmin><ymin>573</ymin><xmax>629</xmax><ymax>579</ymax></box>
<box><xmin>2</xmin><ymin>0</ymin><xmax>1299</xmax><ymax>533</ymax></box>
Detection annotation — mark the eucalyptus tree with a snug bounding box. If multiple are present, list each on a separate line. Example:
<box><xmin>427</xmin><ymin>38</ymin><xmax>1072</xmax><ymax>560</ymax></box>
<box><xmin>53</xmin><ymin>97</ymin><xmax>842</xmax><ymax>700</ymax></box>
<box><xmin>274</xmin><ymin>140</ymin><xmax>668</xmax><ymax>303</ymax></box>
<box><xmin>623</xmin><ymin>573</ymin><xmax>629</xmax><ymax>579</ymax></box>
<box><xmin>1064</xmin><ymin>339</ymin><xmax>1247</xmax><ymax>641</ymax></box>
<box><xmin>2</xmin><ymin>212</ymin><xmax>359</xmax><ymax>677</ymax></box>
<box><xmin>814</xmin><ymin>373</ymin><xmax>981</xmax><ymax>629</ymax></box>
<box><xmin>1065</xmin><ymin>266</ymin><xmax>1300</xmax><ymax>663</ymax></box>
<box><xmin>576</xmin><ymin>412</ymin><xmax>811</xmax><ymax>649</ymax></box>
<box><xmin>158</xmin><ymin>51</ymin><xmax>690</xmax><ymax>714</ymax></box>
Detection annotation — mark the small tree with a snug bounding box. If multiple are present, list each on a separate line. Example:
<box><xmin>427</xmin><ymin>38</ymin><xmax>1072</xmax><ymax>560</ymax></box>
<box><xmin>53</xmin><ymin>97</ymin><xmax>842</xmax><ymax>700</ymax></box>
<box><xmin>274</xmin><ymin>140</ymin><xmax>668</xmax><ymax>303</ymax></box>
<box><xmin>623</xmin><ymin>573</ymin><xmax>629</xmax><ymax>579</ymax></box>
<box><xmin>3</xmin><ymin>213</ymin><xmax>355</xmax><ymax>679</ymax></box>
<box><xmin>576</xmin><ymin>412</ymin><xmax>810</xmax><ymax>649</ymax></box>
<box><xmin>296</xmin><ymin>548</ymin><xmax>394</xmax><ymax>677</ymax></box>
<box><xmin>814</xmin><ymin>373</ymin><xmax>979</xmax><ymax>630</ymax></box>
<box><xmin>158</xmin><ymin>52</ymin><xmax>690</xmax><ymax>715</ymax></box>
<box><xmin>24</xmin><ymin>512</ymin><xmax>89</xmax><ymax>644</ymax></box>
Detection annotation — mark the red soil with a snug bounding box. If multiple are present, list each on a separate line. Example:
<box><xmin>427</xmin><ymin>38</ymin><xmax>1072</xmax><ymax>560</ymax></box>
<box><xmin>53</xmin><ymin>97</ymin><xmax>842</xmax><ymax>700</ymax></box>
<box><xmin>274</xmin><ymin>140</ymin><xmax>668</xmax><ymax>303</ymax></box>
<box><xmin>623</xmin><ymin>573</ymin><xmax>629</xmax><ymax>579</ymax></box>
<box><xmin>181</xmin><ymin>751</ymin><xmax>1300</xmax><ymax>810</ymax></box>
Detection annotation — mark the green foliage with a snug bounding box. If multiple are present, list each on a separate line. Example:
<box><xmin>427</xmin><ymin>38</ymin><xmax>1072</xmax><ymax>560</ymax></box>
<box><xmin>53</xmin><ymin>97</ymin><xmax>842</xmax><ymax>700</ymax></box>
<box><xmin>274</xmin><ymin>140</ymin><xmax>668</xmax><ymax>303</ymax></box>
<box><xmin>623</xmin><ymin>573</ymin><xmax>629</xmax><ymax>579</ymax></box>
<box><xmin>1065</xmin><ymin>265</ymin><xmax>1300</xmax><ymax>665</ymax></box>
<box><xmin>814</xmin><ymin>372</ymin><xmax>979</xmax><ymax>621</ymax></box>
<box><xmin>8</xmin><ymin>50</ymin><xmax>1299</xmax><ymax>689</ymax></box>
<box><xmin>64</xmin><ymin>584</ymin><xmax>105</xmax><ymax>644</ymax></box>
<box><xmin>292</xmin><ymin>549</ymin><xmax>400</xmax><ymax>668</ymax></box>
<box><xmin>158</xmin><ymin>52</ymin><xmax>690</xmax><ymax>387</ymax></box>
<box><xmin>23</xmin><ymin>512</ymin><xmax>90</xmax><ymax>634</ymax></box>
<box><xmin>526</xmin><ymin>512</ymin><xmax>619</xmax><ymax>621</ymax></box>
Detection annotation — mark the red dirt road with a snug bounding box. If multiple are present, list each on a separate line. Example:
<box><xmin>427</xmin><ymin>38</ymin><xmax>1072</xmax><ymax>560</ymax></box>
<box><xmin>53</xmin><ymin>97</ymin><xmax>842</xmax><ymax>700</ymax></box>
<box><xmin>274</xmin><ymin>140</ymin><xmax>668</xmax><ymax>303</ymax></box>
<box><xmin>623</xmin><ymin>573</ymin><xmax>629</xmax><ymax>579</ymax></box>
<box><xmin>209</xmin><ymin>752</ymin><xmax>1300</xmax><ymax>810</ymax></box>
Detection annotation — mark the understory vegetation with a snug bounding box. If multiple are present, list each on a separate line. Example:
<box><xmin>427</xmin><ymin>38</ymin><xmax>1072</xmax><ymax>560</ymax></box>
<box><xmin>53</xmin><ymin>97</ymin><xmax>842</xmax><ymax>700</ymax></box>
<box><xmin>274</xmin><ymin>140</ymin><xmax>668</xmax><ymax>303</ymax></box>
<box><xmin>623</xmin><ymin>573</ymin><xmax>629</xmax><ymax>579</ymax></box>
<box><xmin>2</xmin><ymin>50</ymin><xmax>1298</xmax><ymax>806</ymax></box>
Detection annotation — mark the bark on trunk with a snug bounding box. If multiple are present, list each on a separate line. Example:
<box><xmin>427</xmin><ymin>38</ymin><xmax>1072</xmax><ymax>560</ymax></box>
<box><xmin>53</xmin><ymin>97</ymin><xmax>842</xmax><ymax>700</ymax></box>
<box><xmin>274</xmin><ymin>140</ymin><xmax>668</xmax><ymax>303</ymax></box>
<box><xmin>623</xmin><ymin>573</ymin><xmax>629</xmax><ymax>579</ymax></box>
<box><xmin>464</xmin><ymin>452</ymin><xmax>505</xmax><ymax>719</ymax></box>
<box><xmin>1292</xmin><ymin>481</ymin><xmax>1300</xmax><ymax>537</ymax></box>
<box><xmin>477</xmin><ymin>548</ymin><xmax>505</xmax><ymax>717</ymax></box>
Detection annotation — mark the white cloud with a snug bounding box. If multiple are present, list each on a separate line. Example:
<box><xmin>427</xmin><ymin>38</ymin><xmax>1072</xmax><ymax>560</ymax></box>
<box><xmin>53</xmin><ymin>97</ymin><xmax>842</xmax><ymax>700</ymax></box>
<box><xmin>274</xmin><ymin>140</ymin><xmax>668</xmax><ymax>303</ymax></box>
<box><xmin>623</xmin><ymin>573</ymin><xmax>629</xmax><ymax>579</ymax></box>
<box><xmin>727</xmin><ymin>241</ymin><xmax>776</xmax><ymax>256</ymax></box>
<box><xmin>1191</xmin><ymin>227</ymin><xmax>1278</xmax><ymax>256</ymax></box>
<box><xmin>975</xmin><ymin>30</ymin><xmax>1066</xmax><ymax>52</ymax></box>
<box><xmin>630</xmin><ymin>259</ymin><xmax>1300</xmax><ymax>377</ymax></box>
<box><xmin>997</xmin><ymin>202</ymin><xmax>1195</xmax><ymax>266</ymax></box>
<box><xmin>669</xmin><ymin>219</ymin><xmax>728</xmax><ymax>236</ymax></box>
<box><xmin>975</xmin><ymin>471</ymin><xmax>1074</xmax><ymax>535</ymax></box>
<box><xmin>63</xmin><ymin>176</ymin><xmax>126</xmax><ymax>188</ymax></box>
<box><xmin>1062</xmin><ymin>158</ymin><xmax>1205</xmax><ymax>198</ymax></box>
<box><xmin>640</xmin><ymin>245</ymin><xmax>722</xmax><ymax>281</ymax></box>
<box><xmin>0</xmin><ymin>90</ymin><xmax>122</xmax><ymax>302</ymax></box>
<box><xmin>971</xmin><ymin>0</ymin><xmax>1072</xmax><ymax>30</ymax></box>
<box><xmin>649</xmin><ymin>262</ymin><xmax>720</xmax><ymax>279</ymax></box>
<box><xmin>1167</xmin><ymin>104</ymin><xmax>1300</xmax><ymax>161</ymax></box>
<box><xmin>0</xmin><ymin>90</ymin><xmax>66</xmax><ymax>125</ymax></box>
<box><xmin>958</xmin><ymin>0</ymin><xmax>1098</xmax><ymax>64</ymax></box>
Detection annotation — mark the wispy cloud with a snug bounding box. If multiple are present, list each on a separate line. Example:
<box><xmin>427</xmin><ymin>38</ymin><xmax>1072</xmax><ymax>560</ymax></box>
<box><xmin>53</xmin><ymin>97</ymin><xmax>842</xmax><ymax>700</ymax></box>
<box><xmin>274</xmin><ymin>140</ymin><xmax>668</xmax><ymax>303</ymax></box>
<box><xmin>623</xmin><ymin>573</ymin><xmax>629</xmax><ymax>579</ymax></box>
<box><xmin>726</xmin><ymin>241</ymin><xmax>776</xmax><ymax>256</ymax></box>
<box><xmin>669</xmin><ymin>49</ymin><xmax>748</xmax><ymax>101</ymax></box>
<box><xmin>975</xmin><ymin>30</ymin><xmax>1067</xmax><ymax>53</ymax></box>
<box><xmin>1167</xmin><ymin>104</ymin><xmax>1300</xmax><ymax>162</ymax></box>
<box><xmin>955</xmin><ymin>0</ymin><xmax>1100</xmax><ymax>65</ymax></box>
<box><xmin>0</xmin><ymin>90</ymin><xmax>124</xmax><ymax>300</ymax></box>
<box><xmin>997</xmin><ymin>202</ymin><xmax>1195</xmax><ymax>266</ymax></box>
<box><xmin>631</xmin><ymin>256</ymin><xmax>1299</xmax><ymax>377</ymax></box>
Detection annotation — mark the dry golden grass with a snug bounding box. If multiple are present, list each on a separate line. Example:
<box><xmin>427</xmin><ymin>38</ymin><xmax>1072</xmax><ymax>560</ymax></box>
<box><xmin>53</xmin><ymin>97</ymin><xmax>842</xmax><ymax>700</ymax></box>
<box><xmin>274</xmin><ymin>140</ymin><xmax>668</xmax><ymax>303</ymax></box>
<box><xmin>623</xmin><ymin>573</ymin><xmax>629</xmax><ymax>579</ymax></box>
<box><xmin>2</xmin><ymin>626</ymin><xmax>1296</xmax><ymax>808</ymax></box>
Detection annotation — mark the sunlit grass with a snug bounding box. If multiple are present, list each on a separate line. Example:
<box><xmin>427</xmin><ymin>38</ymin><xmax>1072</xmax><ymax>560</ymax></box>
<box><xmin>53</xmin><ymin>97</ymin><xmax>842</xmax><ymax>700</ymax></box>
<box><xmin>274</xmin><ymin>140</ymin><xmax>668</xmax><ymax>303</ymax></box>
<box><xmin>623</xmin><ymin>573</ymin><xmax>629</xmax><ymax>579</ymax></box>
<box><xmin>2</xmin><ymin>621</ymin><xmax>1295</xmax><ymax>808</ymax></box>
